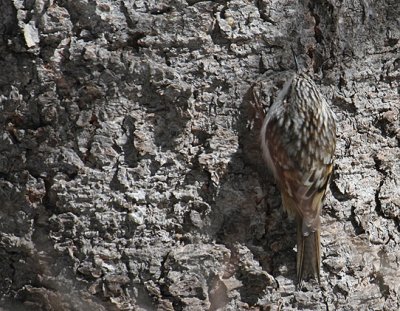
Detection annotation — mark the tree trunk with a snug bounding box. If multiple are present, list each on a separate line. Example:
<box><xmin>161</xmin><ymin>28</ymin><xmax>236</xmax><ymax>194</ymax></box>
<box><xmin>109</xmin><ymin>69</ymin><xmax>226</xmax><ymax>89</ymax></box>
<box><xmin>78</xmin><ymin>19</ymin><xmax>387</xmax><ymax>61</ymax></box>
<box><xmin>0</xmin><ymin>0</ymin><xmax>399</xmax><ymax>310</ymax></box>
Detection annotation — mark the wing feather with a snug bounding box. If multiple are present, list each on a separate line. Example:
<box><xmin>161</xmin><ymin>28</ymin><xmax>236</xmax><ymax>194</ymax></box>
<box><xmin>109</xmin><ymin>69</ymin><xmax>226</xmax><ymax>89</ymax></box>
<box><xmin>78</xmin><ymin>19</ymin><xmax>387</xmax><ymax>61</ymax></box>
<box><xmin>265</xmin><ymin>117</ymin><xmax>334</xmax><ymax>231</ymax></box>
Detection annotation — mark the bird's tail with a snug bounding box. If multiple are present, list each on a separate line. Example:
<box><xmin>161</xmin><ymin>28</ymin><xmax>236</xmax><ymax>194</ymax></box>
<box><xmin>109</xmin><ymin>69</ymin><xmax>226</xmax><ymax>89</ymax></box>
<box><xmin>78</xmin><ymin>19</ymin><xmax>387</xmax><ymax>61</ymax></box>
<box><xmin>296</xmin><ymin>218</ymin><xmax>320</xmax><ymax>287</ymax></box>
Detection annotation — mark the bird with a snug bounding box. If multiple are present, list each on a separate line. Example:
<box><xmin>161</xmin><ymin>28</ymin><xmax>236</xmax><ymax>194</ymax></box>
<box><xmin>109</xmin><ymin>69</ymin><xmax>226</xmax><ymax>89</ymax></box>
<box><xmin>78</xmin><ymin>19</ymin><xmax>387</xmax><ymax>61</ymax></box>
<box><xmin>260</xmin><ymin>71</ymin><xmax>336</xmax><ymax>286</ymax></box>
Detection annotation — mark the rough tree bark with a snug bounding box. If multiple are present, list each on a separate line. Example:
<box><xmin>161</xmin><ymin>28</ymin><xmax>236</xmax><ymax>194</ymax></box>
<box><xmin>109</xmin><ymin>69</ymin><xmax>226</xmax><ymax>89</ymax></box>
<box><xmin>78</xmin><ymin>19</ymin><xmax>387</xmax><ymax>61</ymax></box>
<box><xmin>0</xmin><ymin>0</ymin><xmax>399</xmax><ymax>310</ymax></box>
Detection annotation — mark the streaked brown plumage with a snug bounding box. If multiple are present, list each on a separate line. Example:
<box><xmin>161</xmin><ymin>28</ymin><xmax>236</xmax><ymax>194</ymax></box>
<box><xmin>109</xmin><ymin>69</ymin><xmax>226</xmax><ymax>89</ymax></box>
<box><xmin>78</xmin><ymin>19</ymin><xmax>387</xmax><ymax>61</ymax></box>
<box><xmin>260</xmin><ymin>72</ymin><xmax>336</xmax><ymax>286</ymax></box>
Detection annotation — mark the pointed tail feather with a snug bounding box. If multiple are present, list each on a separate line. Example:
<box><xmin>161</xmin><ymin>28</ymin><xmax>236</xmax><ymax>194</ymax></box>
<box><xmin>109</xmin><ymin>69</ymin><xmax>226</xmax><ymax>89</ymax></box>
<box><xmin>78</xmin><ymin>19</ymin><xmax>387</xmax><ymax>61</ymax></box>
<box><xmin>296</xmin><ymin>219</ymin><xmax>320</xmax><ymax>286</ymax></box>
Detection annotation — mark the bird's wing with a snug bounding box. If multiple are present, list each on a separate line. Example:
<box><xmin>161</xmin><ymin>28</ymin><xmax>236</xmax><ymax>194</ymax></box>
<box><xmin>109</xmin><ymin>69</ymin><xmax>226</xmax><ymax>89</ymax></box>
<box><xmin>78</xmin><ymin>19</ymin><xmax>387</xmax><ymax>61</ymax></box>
<box><xmin>265</xmin><ymin>117</ymin><xmax>334</xmax><ymax>232</ymax></box>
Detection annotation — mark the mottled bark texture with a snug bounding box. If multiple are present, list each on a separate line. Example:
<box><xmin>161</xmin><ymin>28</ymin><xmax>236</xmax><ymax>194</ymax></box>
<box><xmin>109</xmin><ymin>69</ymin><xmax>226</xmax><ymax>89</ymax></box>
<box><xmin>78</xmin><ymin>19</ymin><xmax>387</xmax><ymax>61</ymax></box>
<box><xmin>0</xmin><ymin>0</ymin><xmax>399</xmax><ymax>310</ymax></box>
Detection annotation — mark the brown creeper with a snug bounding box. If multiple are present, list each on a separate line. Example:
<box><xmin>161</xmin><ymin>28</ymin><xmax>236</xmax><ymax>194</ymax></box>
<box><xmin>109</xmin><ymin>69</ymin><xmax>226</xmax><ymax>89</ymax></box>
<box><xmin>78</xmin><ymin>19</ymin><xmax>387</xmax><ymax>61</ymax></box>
<box><xmin>260</xmin><ymin>72</ymin><xmax>336</xmax><ymax>285</ymax></box>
